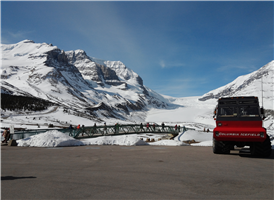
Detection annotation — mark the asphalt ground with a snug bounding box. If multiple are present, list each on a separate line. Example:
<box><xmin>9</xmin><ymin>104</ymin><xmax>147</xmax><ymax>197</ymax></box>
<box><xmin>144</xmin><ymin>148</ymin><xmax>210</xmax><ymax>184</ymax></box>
<box><xmin>1</xmin><ymin>145</ymin><xmax>274</xmax><ymax>200</ymax></box>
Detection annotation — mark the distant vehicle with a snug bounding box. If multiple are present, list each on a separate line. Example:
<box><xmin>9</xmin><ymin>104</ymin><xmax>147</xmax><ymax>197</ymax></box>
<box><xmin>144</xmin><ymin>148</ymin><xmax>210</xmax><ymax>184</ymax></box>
<box><xmin>212</xmin><ymin>96</ymin><xmax>271</xmax><ymax>157</ymax></box>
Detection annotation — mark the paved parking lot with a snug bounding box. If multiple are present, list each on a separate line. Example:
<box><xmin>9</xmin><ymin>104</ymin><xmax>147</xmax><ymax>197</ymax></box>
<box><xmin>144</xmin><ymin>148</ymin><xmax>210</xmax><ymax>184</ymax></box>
<box><xmin>1</xmin><ymin>145</ymin><xmax>273</xmax><ymax>199</ymax></box>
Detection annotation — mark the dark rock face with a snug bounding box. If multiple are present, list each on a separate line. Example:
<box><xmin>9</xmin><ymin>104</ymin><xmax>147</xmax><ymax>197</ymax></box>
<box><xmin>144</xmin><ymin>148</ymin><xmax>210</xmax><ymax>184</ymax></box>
<box><xmin>46</xmin><ymin>49</ymin><xmax>68</xmax><ymax>65</ymax></box>
<box><xmin>136</xmin><ymin>76</ymin><xmax>143</xmax><ymax>86</ymax></box>
<box><xmin>66</xmin><ymin>50</ymin><xmax>129</xmax><ymax>87</ymax></box>
<box><xmin>99</xmin><ymin>65</ymin><xmax>119</xmax><ymax>81</ymax></box>
<box><xmin>91</xmin><ymin>64</ymin><xmax>125</xmax><ymax>86</ymax></box>
<box><xmin>68</xmin><ymin>50</ymin><xmax>88</xmax><ymax>63</ymax></box>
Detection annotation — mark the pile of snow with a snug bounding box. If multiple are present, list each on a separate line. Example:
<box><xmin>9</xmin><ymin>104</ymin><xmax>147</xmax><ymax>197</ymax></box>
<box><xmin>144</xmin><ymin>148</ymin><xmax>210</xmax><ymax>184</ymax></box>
<box><xmin>81</xmin><ymin>135</ymin><xmax>148</xmax><ymax>146</ymax></box>
<box><xmin>17</xmin><ymin>130</ymin><xmax>84</xmax><ymax>147</ymax></box>
<box><xmin>174</xmin><ymin>130</ymin><xmax>213</xmax><ymax>146</ymax></box>
<box><xmin>149</xmin><ymin>140</ymin><xmax>188</xmax><ymax>146</ymax></box>
<box><xmin>16</xmin><ymin>130</ymin><xmax>212</xmax><ymax>147</ymax></box>
<box><xmin>16</xmin><ymin>130</ymin><xmax>150</xmax><ymax>147</ymax></box>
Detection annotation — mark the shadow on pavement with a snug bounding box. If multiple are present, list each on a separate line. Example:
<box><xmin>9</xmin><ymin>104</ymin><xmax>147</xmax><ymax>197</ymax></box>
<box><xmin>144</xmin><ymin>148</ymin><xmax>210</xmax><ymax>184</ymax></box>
<box><xmin>230</xmin><ymin>149</ymin><xmax>274</xmax><ymax>159</ymax></box>
<box><xmin>1</xmin><ymin>176</ymin><xmax>37</xmax><ymax>181</ymax></box>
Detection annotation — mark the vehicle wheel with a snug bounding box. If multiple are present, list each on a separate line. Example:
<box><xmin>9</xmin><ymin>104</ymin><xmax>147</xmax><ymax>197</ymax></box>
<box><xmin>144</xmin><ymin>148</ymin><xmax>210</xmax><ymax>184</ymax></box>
<box><xmin>213</xmin><ymin>138</ymin><xmax>230</xmax><ymax>154</ymax></box>
<box><xmin>251</xmin><ymin>135</ymin><xmax>272</xmax><ymax>157</ymax></box>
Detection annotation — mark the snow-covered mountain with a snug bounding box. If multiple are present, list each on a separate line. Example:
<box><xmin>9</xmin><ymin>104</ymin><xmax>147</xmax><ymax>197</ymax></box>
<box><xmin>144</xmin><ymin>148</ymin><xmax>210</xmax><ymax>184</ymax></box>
<box><xmin>199</xmin><ymin>61</ymin><xmax>274</xmax><ymax>110</ymax></box>
<box><xmin>1</xmin><ymin>40</ymin><xmax>172</xmax><ymax>122</ymax></box>
<box><xmin>1</xmin><ymin>40</ymin><xmax>273</xmax><ymax>128</ymax></box>
<box><xmin>145</xmin><ymin>61</ymin><xmax>274</xmax><ymax>132</ymax></box>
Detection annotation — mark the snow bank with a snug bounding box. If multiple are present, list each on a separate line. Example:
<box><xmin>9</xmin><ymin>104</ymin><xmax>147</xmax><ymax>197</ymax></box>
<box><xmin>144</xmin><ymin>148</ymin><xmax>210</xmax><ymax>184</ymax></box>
<box><xmin>16</xmin><ymin>131</ymin><xmax>148</xmax><ymax>147</ymax></box>
<box><xmin>174</xmin><ymin>130</ymin><xmax>213</xmax><ymax>146</ymax></box>
<box><xmin>16</xmin><ymin>129</ymin><xmax>215</xmax><ymax>148</ymax></box>
<box><xmin>149</xmin><ymin>140</ymin><xmax>189</xmax><ymax>146</ymax></box>
<box><xmin>82</xmin><ymin>135</ymin><xmax>148</xmax><ymax>146</ymax></box>
<box><xmin>15</xmin><ymin>130</ymin><xmax>194</xmax><ymax>147</ymax></box>
<box><xmin>15</xmin><ymin>129</ymin><xmax>274</xmax><ymax>149</ymax></box>
<box><xmin>17</xmin><ymin>130</ymin><xmax>84</xmax><ymax>147</ymax></box>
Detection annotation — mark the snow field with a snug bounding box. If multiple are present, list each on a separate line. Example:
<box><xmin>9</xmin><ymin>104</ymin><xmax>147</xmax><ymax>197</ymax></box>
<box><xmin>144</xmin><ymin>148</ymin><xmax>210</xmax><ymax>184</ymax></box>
<box><xmin>15</xmin><ymin>129</ymin><xmax>274</xmax><ymax>149</ymax></box>
<box><xmin>16</xmin><ymin>129</ymin><xmax>212</xmax><ymax>147</ymax></box>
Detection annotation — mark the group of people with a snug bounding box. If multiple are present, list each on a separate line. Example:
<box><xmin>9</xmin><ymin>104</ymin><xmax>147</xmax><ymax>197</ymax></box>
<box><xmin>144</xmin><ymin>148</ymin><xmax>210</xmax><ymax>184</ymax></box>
<box><xmin>72</xmin><ymin>123</ymin><xmax>108</xmax><ymax>136</ymax></box>
<box><xmin>139</xmin><ymin>122</ymin><xmax>181</xmax><ymax>132</ymax></box>
<box><xmin>68</xmin><ymin>122</ymin><xmax>183</xmax><ymax>136</ymax></box>
<box><xmin>140</xmin><ymin>122</ymin><xmax>157</xmax><ymax>131</ymax></box>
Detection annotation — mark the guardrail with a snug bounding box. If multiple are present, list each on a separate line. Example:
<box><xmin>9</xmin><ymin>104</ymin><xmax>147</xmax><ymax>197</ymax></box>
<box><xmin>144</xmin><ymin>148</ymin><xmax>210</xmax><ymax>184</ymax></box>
<box><xmin>12</xmin><ymin>124</ymin><xmax>192</xmax><ymax>140</ymax></box>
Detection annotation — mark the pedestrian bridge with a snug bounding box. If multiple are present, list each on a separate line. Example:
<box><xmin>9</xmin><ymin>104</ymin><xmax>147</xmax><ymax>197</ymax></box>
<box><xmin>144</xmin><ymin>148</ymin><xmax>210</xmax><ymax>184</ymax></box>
<box><xmin>12</xmin><ymin>124</ymin><xmax>191</xmax><ymax>140</ymax></box>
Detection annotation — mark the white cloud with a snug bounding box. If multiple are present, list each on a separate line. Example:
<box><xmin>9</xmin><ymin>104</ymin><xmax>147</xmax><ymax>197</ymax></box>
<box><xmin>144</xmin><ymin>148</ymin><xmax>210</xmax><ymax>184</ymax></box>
<box><xmin>160</xmin><ymin>60</ymin><xmax>165</xmax><ymax>68</ymax></box>
<box><xmin>159</xmin><ymin>60</ymin><xmax>185</xmax><ymax>68</ymax></box>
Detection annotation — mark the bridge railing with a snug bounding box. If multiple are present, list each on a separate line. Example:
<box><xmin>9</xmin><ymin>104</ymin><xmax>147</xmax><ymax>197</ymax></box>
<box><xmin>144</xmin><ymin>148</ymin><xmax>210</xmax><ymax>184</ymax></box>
<box><xmin>68</xmin><ymin>124</ymin><xmax>188</xmax><ymax>138</ymax></box>
<box><xmin>12</xmin><ymin>124</ymin><xmax>190</xmax><ymax>140</ymax></box>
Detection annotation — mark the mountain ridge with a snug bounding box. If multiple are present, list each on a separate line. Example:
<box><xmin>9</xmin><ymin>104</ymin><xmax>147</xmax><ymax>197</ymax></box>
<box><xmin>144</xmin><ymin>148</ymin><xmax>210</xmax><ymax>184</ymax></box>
<box><xmin>199</xmin><ymin>60</ymin><xmax>274</xmax><ymax>110</ymax></box>
<box><xmin>1</xmin><ymin>40</ymin><xmax>273</xmax><ymax>125</ymax></box>
<box><xmin>1</xmin><ymin>40</ymin><xmax>171</xmax><ymax>123</ymax></box>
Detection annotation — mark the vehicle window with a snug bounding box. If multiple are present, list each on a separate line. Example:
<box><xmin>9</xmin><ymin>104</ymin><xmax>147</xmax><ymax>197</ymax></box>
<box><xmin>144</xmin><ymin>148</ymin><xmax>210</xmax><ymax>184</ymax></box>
<box><xmin>218</xmin><ymin>107</ymin><xmax>237</xmax><ymax>117</ymax></box>
<box><xmin>239</xmin><ymin>100</ymin><xmax>258</xmax><ymax>104</ymax></box>
<box><xmin>239</xmin><ymin>106</ymin><xmax>259</xmax><ymax>117</ymax></box>
<box><xmin>219</xmin><ymin>101</ymin><xmax>236</xmax><ymax>105</ymax></box>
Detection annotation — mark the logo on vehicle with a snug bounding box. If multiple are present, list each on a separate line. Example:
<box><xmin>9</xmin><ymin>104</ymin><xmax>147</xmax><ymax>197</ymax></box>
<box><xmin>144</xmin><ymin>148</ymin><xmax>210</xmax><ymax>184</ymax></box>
<box><xmin>218</xmin><ymin>133</ymin><xmax>260</xmax><ymax>137</ymax></box>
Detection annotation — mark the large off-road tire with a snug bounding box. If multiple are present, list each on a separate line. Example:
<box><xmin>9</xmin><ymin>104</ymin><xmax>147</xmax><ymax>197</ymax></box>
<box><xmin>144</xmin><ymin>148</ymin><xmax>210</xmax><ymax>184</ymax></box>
<box><xmin>213</xmin><ymin>138</ymin><xmax>231</xmax><ymax>154</ymax></box>
<box><xmin>251</xmin><ymin>135</ymin><xmax>272</xmax><ymax>157</ymax></box>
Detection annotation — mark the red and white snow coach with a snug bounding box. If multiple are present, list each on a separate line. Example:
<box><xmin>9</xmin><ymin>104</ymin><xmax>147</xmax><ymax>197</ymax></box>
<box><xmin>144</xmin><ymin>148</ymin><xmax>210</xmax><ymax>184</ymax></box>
<box><xmin>213</xmin><ymin>96</ymin><xmax>271</xmax><ymax>157</ymax></box>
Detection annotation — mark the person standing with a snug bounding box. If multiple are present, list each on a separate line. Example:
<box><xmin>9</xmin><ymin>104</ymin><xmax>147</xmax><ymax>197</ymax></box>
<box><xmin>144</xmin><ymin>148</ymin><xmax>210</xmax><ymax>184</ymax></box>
<box><xmin>146</xmin><ymin>123</ymin><xmax>150</xmax><ymax>131</ymax></box>
<box><xmin>81</xmin><ymin>125</ymin><xmax>85</xmax><ymax>136</ymax></box>
<box><xmin>69</xmin><ymin>124</ymin><xmax>74</xmax><ymax>136</ymax></box>
<box><xmin>104</xmin><ymin>122</ymin><xmax>107</xmax><ymax>135</ymax></box>
<box><xmin>140</xmin><ymin>123</ymin><xmax>144</xmax><ymax>132</ymax></box>
<box><xmin>162</xmin><ymin>122</ymin><xmax>165</xmax><ymax>130</ymax></box>
<box><xmin>115</xmin><ymin>123</ymin><xmax>119</xmax><ymax>134</ymax></box>
<box><xmin>93</xmin><ymin>123</ymin><xmax>97</xmax><ymax>134</ymax></box>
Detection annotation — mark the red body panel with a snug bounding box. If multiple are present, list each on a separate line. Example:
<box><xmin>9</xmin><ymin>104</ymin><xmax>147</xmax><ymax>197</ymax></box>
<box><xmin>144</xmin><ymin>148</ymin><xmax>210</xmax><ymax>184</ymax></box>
<box><xmin>213</xmin><ymin>121</ymin><xmax>266</xmax><ymax>142</ymax></box>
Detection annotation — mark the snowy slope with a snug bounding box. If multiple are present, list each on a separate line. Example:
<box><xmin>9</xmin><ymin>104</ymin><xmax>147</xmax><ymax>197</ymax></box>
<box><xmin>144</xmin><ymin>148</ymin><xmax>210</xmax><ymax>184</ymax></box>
<box><xmin>1</xmin><ymin>40</ymin><xmax>99</xmax><ymax>108</ymax></box>
<box><xmin>199</xmin><ymin>61</ymin><xmax>274</xmax><ymax>110</ymax></box>
<box><xmin>1</xmin><ymin>40</ymin><xmax>172</xmax><ymax>123</ymax></box>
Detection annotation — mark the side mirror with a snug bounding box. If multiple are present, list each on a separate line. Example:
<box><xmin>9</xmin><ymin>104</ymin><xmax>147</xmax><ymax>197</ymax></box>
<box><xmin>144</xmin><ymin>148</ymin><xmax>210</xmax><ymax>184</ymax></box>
<box><xmin>260</xmin><ymin>108</ymin><xmax>264</xmax><ymax>115</ymax></box>
<box><xmin>260</xmin><ymin>107</ymin><xmax>266</xmax><ymax>120</ymax></box>
<box><xmin>213</xmin><ymin>108</ymin><xmax>217</xmax><ymax>118</ymax></box>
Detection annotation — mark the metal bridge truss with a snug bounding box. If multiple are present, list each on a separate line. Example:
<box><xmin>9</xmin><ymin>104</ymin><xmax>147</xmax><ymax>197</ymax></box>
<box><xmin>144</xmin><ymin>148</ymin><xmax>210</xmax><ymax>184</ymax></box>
<box><xmin>12</xmin><ymin>124</ymin><xmax>188</xmax><ymax>140</ymax></box>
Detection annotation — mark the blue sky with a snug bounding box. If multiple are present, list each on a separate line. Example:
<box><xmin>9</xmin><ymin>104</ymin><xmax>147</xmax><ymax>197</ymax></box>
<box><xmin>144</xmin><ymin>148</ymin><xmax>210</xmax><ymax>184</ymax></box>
<box><xmin>1</xmin><ymin>1</ymin><xmax>273</xmax><ymax>97</ymax></box>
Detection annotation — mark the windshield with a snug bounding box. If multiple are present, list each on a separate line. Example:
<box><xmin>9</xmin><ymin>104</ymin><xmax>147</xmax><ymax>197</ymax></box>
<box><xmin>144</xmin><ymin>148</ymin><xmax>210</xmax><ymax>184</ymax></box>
<box><xmin>216</xmin><ymin>105</ymin><xmax>261</xmax><ymax>121</ymax></box>
<box><xmin>239</xmin><ymin>106</ymin><xmax>260</xmax><ymax>117</ymax></box>
<box><xmin>218</xmin><ymin>106</ymin><xmax>238</xmax><ymax>118</ymax></box>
